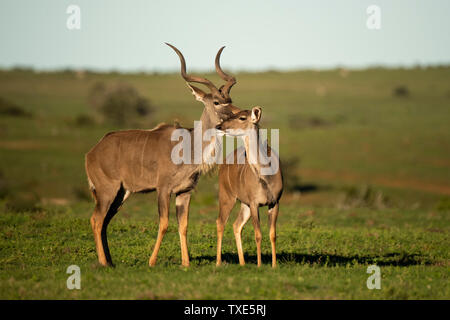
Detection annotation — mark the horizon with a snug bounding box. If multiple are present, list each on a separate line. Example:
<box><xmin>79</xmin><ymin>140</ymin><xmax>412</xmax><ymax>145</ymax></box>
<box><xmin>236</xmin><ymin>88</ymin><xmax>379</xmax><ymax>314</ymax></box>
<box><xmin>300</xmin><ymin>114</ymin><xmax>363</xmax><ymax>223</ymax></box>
<box><xmin>2</xmin><ymin>63</ymin><xmax>450</xmax><ymax>75</ymax></box>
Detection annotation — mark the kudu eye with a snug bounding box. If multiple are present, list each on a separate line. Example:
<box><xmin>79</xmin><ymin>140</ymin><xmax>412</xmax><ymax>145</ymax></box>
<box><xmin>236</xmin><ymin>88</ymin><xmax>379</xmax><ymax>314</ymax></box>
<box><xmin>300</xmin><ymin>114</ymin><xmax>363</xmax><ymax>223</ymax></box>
<box><xmin>213</xmin><ymin>101</ymin><xmax>219</xmax><ymax>106</ymax></box>
<box><xmin>239</xmin><ymin>116</ymin><xmax>247</xmax><ymax>121</ymax></box>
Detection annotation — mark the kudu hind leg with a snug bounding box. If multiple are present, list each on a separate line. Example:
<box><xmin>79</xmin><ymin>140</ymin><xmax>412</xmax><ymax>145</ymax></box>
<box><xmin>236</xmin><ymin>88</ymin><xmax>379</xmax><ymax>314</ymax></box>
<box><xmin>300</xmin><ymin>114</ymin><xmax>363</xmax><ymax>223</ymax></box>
<box><xmin>268</xmin><ymin>203</ymin><xmax>279</xmax><ymax>268</ymax></box>
<box><xmin>149</xmin><ymin>189</ymin><xmax>170</xmax><ymax>267</ymax></box>
<box><xmin>176</xmin><ymin>192</ymin><xmax>191</xmax><ymax>267</ymax></box>
<box><xmin>90</xmin><ymin>183</ymin><xmax>125</xmax><ymax>267</ymax></box>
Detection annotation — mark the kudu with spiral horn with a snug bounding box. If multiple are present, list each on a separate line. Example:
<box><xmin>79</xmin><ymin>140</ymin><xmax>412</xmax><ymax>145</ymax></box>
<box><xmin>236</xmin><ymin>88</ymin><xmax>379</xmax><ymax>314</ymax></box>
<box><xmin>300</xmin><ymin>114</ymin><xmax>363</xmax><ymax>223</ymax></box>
<box><xmin>85</xmin><ymin>44</ymin><xmax>241</xmax><ymax>267</ymax></box>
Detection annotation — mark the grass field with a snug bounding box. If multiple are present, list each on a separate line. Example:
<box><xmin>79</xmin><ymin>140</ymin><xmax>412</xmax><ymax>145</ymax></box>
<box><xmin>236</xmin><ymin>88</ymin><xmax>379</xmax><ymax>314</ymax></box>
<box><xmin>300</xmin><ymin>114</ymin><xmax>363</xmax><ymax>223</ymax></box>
<box><xmin>0</xmin><ymin>67</ymin><xmax>449</xmax><ymax>299</ymax></box>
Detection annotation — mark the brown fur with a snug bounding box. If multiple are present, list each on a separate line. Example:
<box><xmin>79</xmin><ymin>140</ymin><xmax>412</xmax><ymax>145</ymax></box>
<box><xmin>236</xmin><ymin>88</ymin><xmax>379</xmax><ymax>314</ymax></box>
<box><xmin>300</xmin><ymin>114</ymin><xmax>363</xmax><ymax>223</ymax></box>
<box><xmin>85</xmin><ymin>45</ymin><xmax>242</xmax><ymax>267</ymax></box>
<box><xmin>215</xmin><ymin>108</ymin><xmax>283</xmax><ymax>268</ymax></box>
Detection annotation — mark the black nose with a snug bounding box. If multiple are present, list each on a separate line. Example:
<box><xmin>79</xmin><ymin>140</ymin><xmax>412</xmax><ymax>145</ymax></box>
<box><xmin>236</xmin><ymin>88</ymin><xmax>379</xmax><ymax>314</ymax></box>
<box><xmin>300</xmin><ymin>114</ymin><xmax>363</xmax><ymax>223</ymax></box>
<box><xmin>215</xmin><ymin>124</ymin><xmax>222</xmax><ymax>130</ymax></box>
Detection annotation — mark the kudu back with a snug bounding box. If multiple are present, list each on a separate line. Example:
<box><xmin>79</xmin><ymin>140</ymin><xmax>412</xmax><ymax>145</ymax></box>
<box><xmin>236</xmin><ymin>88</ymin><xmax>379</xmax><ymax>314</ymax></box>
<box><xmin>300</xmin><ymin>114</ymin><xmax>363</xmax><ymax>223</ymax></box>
<box><xmin>85</xmin><ymin>44</ymin><xmax>241</xmax><ymax>267</ymax></box>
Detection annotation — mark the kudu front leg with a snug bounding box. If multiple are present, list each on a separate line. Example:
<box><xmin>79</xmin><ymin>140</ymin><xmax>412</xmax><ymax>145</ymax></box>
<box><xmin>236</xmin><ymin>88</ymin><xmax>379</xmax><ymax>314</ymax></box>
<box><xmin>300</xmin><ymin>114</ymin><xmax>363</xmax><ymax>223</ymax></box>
<box><xmin>232</xmin><ymin>203</ymin><xmax>251</xmax><ymax>266</ymax></box>
<box><xmin>149</xmin><ymin>190</ymin><xmax>170</xmax><ymax>267</ymax></box>
<box><xmin>216</xmin><ymin>195</ymin><xmax>235</xmax><ymax>266</ymax></box>
<box><xmin>176</xmin><ymin>192</ymin><xmax>191</xmax><ymax>267</ymax></box>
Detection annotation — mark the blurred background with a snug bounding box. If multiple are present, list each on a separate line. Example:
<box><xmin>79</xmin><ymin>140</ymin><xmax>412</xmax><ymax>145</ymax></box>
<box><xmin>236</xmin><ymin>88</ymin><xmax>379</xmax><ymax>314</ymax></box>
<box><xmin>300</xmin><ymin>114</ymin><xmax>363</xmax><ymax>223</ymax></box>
<box><xmin>0</xmin><ymin>0</ymin><xmax>449</xmax><ymax>215</ymax></box>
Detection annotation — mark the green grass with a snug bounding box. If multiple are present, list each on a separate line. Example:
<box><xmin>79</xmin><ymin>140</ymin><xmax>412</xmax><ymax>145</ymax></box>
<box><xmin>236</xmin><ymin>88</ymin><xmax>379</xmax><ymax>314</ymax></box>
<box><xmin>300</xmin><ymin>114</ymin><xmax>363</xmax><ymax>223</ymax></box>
<box><xmin>0</xmin><ymin>67</ymin><xmax>449</xmax><ymax>299</ymax></box>
<box><xmin>0</xmin><ymin>200</ymin><xmax>448</xmax><ymax>299</ymax></box>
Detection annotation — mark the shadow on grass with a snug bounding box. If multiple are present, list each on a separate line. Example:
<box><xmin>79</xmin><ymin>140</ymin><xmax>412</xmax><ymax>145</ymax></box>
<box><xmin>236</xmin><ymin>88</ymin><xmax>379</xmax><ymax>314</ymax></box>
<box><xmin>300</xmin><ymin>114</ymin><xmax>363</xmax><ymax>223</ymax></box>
<box><xmin>192</xmin><ymin>251</ymin><xmax>432</xmax><ymax>267</ymax></box>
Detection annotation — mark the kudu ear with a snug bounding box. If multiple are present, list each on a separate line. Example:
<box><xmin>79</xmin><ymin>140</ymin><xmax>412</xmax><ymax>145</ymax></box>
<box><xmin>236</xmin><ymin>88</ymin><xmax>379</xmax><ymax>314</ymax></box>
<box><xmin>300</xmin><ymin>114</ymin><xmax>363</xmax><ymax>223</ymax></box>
<box><xmin>251</xmin><ymin>106</ymin><xmax>262</xmax><ymax>124</ymax></box>
<box><xmin>186</xmin><ymin>83</ymin><xmax>206</xmax><ymax>102</ymax></box>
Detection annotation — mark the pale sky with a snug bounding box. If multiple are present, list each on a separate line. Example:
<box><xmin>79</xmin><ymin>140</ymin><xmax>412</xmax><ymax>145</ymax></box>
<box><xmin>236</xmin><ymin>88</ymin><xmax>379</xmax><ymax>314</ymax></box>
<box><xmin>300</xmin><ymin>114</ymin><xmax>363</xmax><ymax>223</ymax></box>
<box><xmin>0</xmin><ymin>0</ymin><xmax>449</xmax><ymax>72</ymax></box>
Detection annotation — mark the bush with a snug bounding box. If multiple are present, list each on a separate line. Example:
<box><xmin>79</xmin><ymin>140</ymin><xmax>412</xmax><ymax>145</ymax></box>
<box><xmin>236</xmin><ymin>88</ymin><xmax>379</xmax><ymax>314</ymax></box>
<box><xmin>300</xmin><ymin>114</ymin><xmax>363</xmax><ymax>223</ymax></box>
<box><xmin>0</xmin><ymin>97</ymin><xmax>32</xmax><ymax>117</ymax></box>
<box><xmin>87</xmin><ymin>81</ymin><xmax>106</xmax><ymax>109</ymax></box>
<box><xmin>435</xmin><ymin>197</ymin><xmax>450</xmax><ymax>211</ymax></box>
<box><xmin>5</xmin><ymin>192</ymin><xmax>41</xmax><ymax>212</ymax></box>
<box><xmin>393</xmin><ymin>85</ymin><xmax>410</xmax><ymax>97</ymax></box>
<box><xmin>280</xmin><ymin>157</ymin><xmax>302</xmax><ymax>193</ymax></box>
<box><xmin>0</xmin><ymin>177</ymin><xmax>42</xmax><ymax>212</ymax></box>
<box><xmin>72</xmin><ymin>185</ymin><xmax>92</xmax><ymax>201</ymax></box>
<box><xmin>0</xmin><ymin>170</ymin><xmax>10</xmax><ymax>199</ymax></box>
<box><xmin>338</xmin><ymin>185</ymin><xmax>389</xmax><ymax>209</ymax></box>
<box><xmin>87</xmin><ymin>82</ymin><xmax>154</xmax><ymax>126</ymax></box>
<box><xmin>288</xmin><ymin>114</ymin><xmax>334</xmax><ymax>130</ymax></box>
<box><xmin>74</xmin><ymin>114</ymin><xmax>96</xmax><ymax>127</ymax></box>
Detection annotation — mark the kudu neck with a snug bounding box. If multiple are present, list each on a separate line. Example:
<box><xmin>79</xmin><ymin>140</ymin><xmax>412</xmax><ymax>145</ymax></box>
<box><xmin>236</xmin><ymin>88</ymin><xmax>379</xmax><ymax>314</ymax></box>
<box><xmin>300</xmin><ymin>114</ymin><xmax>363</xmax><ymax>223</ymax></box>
<box><xmin>242</xmin><ymin>126</ymin><xmax>264</xmax><ymax>176</ymax></box>
<box><xmin>242</xmin><ymin>126</ymin><xmax>278</xmax><ymax>188</ymax></box>
<box><xmin>199</xmin><ymin>107</ymin><xmax>219</xmax><ymax>132</ymax></box>
<box><xmin>195</xmin><ymin>107</ymin><xmax>222</xmax><ymax>168</ymax></box>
